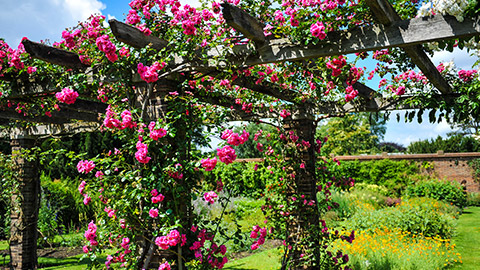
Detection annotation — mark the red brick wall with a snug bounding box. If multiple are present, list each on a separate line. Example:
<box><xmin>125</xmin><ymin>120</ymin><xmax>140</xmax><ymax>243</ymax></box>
<box><xmin>334</xmin><ymin>152</ymin><xmax>480</xmax><ymax>192</ymax></box>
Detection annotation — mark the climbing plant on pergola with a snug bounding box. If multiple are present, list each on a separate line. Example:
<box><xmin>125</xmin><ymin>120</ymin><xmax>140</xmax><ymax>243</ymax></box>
<box><xmin>1</xmin><ymin>0</ymin><xmax>480</xmax><ymax>269</ymax></box>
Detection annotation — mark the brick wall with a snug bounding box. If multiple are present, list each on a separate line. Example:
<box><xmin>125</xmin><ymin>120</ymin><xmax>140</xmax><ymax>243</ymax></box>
<box><xmin>334</xmin><ymin>151</ymin><xmax>480</xmax><ymax>192</ymax></box>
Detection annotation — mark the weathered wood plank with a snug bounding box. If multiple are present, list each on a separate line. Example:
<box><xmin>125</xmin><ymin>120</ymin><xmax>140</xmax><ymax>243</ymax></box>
<box><xmin>221</xmin><ymin>3</ymin><xmax>266</xmax><ymax>45</ymax></box>
<box><xmin>22</xmin><ymin>39</ymin><xmax>89</xmax><ymax>69</ymax></box>
<box><xmin>59</xmin><ymin>99</ymin><xmax>108</xmax><ymax>114</ymax></box>
<box><xmin>365</xmin><ymin>0</ymin><xmax>452</xmax><ymax>94</ymax></box>
<box><xmin>225</xmin><ymin>14</ymin><xmax>480</xmax><ymax>66</ymax></box>
<box><xmin>0</xmin><ymin>107</ymin><xmax>101</xmax><ymax>124</ymax></box>
<box><xmin>0</xmin><ymin>122</ymin><xmax>100</xmax><ymax>137</ymax></box>
<box><xmin>231</xmin><ymin>74</ymin><xmax>304</xmax><ymax>104</ymax></box>
<box><xmin>109</xmin><ymin>19</ymin><xmax>168</xmax><ymax>50</ymax></box>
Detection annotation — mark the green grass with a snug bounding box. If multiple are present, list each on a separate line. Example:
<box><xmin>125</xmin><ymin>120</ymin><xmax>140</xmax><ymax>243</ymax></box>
<box><xmin>452</xmin><ymin>207</ymin><xmax>480</xmax><ymax>270</ymax></box>
<box><xmin>224</xmin><ymin>247</ymin><xmax>282</xmax><ymax>270</ymax></box>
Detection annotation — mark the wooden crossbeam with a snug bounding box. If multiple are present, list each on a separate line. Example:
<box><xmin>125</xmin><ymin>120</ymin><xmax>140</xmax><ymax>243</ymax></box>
<box><xmin>221</xmin><ymin>3</ymin><xmax>266</xmax><ymax>45</ymax></box>
<box><xmin>22</xmin><ymin>39</ymin><xmax>89</xmax><ymax>69</ymax></box>
<box><xmin>231</xmin><ymin>74</ymin><xmax>305</xmax><ymax>104</ymax></box>
<box><xmin>109</xmin><ymin>19</ymin><xmax>168</xmax><ymax>50</ymax></box>
<box><xmin>224</xmin><ymin>14</ymin><xmax>480</xmax><ymax>67</ymax></box>
<box><xmin>366</xmin><ymin>0</ymin><xmax>452</xmax><ymax>94</ymax></box>
<box><xmin>0</xmin><ymin>122</ymin><xmax>100</xmax><ymax>138</ymax></box>
<box><xmin>59</xmin><ymin>99</ymin><xmax>108</xmax><ymax>114</ymax></box>
<box><xmin>0</xmin><ymin>106</ymin><xmax>101</xmax><ymax>125</ymax></box>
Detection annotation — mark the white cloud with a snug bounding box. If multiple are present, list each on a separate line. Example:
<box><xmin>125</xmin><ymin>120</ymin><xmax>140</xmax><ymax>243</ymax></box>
<box><xmin>0</xmin><ymin>0</ymin><xmax>106</xmax><ymax>47</ymax></box>
<box><xmin>431</xmin><ymin>47</ymin><xmax>478</xmax><ymax>70</ymax></box>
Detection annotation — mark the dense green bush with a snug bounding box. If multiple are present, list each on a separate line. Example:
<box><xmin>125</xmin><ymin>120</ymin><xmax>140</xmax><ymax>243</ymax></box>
<box><xmin>466</xmin><ymin>192</ymin><xmax>480</xmax><ymax>206</ymax></box>
<box><xmin>204</xmin><ymin>162</ymin><xmax>283</xmax><ymax>198</ymax></box>
<box><xmin>405</xmin><ymin>179</ymin><xmax>467</xmax><ymax>208</ymax></box>
<box><xmin>407</xmin><ymin>134</ymin><xmax>480</xmax><ymax>154</ymax></box>
<box><xmin>329</xmin><ymin>159</ymin><xmax>419</xmax><ymax>196</ymax></box>
<box><xmin>40</xmin><ymin>173</ymin><xmax>95</xmax><ymax>232</ymax></box>
<box><xmin>345</xmin><ymin>197</ymin><xmax>458</xmax><ymax>239</ymax></box>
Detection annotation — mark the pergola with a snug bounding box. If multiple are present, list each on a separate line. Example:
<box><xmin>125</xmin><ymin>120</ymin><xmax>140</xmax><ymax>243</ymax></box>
<box><xmin>1</xmin><ymin>0</ymin><xmax>479</xmax><ymax>268</ymax></box>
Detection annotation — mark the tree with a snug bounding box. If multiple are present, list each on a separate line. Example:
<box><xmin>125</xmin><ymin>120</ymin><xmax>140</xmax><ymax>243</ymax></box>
<box><xmin>317</xmin><ymin>113</ymin><xmax>385</xmax><ymax>156</ymax></box>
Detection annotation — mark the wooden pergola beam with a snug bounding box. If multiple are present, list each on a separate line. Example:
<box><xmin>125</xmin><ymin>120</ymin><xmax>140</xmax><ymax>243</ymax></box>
<box><xmin>0</xmin><ymin>122</ymin><xmax>100</xmax><ymax>138</ymax></box>
<box><xmin>221</xmin><ymin>14</ymin><xmax>480</xmax><ymax>67</ymax></box>
<box><xmin>231</xmin><ymin>74</ymin><xmax>304</xmax><ymax>104</ymax></box>
<box><xmin>366</xmin><ymin>0</ymin><xmax>452</xmax><ymax>94</ymax></box>
<box><xmin>221</xmin><ymin>3</ymin><xmax>266</xmax><ymax>45</ymax></box>
<box><xmin>0</xmin><ymin>107</ymin><xmax>101</xmax><ymax>125</ymax></box>
<box><xmin>22</xmin><ymin>39</ymin><xmax>89</xmax><ymax>69</ymax></box>
<box><xmin>109</xmin><ymin>19</ymin><xmax>168</xmax><ymax>50</ymax></box>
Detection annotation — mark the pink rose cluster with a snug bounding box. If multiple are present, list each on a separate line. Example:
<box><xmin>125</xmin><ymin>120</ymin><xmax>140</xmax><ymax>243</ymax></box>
<box><xmin>167</xmin><ymin>163</ymin><xmax>184</xmax><ymax>179</ymax></box>
<box><xmin>103</xmin><ymin>106</ymin><xmax>137</xmax><ymax>130</ymax></box>
<box><xmin>137</xmin><ymin>62</ymin><xmax>165</xmax><ymax>83</ymax></box>
<box><xmin>280</xmin><ymin>109</ymin><xmax>291</xmax><ymax>119</ymax></box>
<box><xmin>158</xmin><ymin>262</ymin><xmax>171</xmax><ymax>270</ymax></box>
<box><xmin>189</xmin><ymin>227</ymin><xmax>228</xmax><ymax>269</ymax></box>
<box><xmin>148</xmin><ymin>121</ymin><xmax>167</xmax><ymax>140</ymax></box>
<box><xmin>458</xmin><ymin>69</ymin><xmax>478</xmax><ymax>82</ymax></box>
<box><xmin>78</xmin><ymin>180</ymin><xmax>92</xmax><ymax>206</ymax></box>
<box><xmin>55</xmin><ymin>87</ymin><xmax>79</xmax><ymax>105</ymax></box>
<box><xmin>83</xmin><ymin>221</ymin><xmax>98</xmax><ymax>253</ymax></box>
<box><xmin>155</xmin><ymin>229</ymin><xmax>187</xmax><ymax>250</ymax></box>
<box><xmin>216</xmin><ymin>145</ymin><xmax>237</xmax><ymax>165</ymax></box>
<box><xmin>250</xmin><ymin>225</ymin><xmax>268</xmax><ymax>250</ymax></box>
<box><xmin>326</xmin><ymin>56</ymin><xmax>346</xmax><ymax>77</ymax></box>
<box><xmin>96</xmin><ymin>34</ymin><xmax>118</xmax><ymax>62</ymax></box>
<box><xmin>203</xmin><ymin>191</ymin><xmax>218</xmax><ymax>204</ymax></box>
<box><xmin>201</xmin><ymin>157</ymin><xmax>217</xmax><ymax>171</ymax></box>
<box><xmin>135</xmin><ymin>140</ymin><xmax>151</xmax><ymax>164</ymax></box>
<box><xmin>151</xmin><ymin>189</ymin><xmax>165</xmax><ymax>203</ymax></box>
<box><xmin>77</xmin><ymin>160</ymin><xmax>95</xmax><ymax>174</ymax></box>
<box><xmin>310</xmin><ymin>21</ymin><xmax>326</xmax><ymax>40</ymax></box>
<box><xmin>221</xmin><ymin>129</ymin><xmax>249</xmax><ymax>146</ymax></box>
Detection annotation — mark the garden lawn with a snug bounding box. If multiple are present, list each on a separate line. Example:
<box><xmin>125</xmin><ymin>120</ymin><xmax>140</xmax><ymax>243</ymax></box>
<box><xmin>452</xmin><ymin>207</ymin><xmax>480</xmax><ymax>270</ymax></box>
<box><xmin>224</xmin><ymin>247</ymin><xmax>282</xmax><ymax>270</ymax></box>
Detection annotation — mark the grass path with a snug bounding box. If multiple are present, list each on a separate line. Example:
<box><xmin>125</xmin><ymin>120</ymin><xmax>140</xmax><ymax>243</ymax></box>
<box><xmin>452</xmin><ymin>206</ymin><xmax>480</xmax><ymax>270</ymax></box>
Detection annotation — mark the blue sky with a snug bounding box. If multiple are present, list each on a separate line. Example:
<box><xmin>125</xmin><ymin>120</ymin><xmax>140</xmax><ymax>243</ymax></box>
<box><xmin>0</xmin><ymin>0</ymin><xmax>477</xmax><ymax>147</ymax></box>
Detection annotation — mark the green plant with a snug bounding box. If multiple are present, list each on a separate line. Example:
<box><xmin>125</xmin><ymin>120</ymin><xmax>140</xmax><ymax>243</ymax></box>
<box><xmin>405</xmin><ymin>179</ymin><xmax>467</xmax><ymax>208</ymax></box>
<box><xmin>466</xmin><ymin>192</ymin><xmax>480</xmax><ymax>206</ymax></box>
<box><xmin>468</xmin><ymin>159</ymin><xmax>480</xmax><ymax>184</ymax></box>
<box><xmin>345</xmin><ymin>197</ymin><xmax>458</xmax><ymax>239</ymax></box>
<box><xmin>328</xmin><ymin>159</ymin><xmax>419</xmax><ymax>196</ymax></box>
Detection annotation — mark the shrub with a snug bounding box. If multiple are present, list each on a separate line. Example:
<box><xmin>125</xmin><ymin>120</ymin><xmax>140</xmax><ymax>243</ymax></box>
<box><xmin>407</xmin><ymin>134</ymin><xmax>480</xmax><ymax>154</ymax></box>
<box><xmin>345</xmin><ymin>197</ymin><xmax>458</xmax><ymax>239</ymax></box>
<box><xmin>405</xmin><ymin>179</ymin><xmax>467</xmax><ymax>208</ymax></box>
<box><xmin>204</xmin><ymin>162</ymin><xmax>282</xmax><ymax>198</ymax></box>
<box><xmin>466</xmin><ymin>192</ymin><xmax>480</xmax><ymax>206</ymax></box>
<box><xmin>40</xmin><ymin>173</ymin><xmax>95</xmax><ymax>231</ymax></box>
<box><xmin>328</xmin><ymin>159</ymin><xmax>419</xmax><ymax>196</ymax></box>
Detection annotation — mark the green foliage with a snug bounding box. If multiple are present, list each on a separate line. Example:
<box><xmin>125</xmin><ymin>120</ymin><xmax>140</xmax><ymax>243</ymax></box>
<box><xmin>468</xmin><ymin>159</ymin><xmax>480</xmax><ymax>183</ymax></box>
<box><xmin>346</xmin><ymin>197</ymin><xmax>459</xmax><ymax>239</ymax></box>
<box><xmin>204</xmin><ymin>161</ymin><xmax>281</xmax><ymax>198</ymax></box>
<box><xmin>407</xmin><ymin>134</ymin><xmax>480</xmax><ymax>154</ymax></box>
<box><xmin>466</xmin><ymin>192</ymin><xmax>480</xmax><ymax>206</ymax></box>
<box><xmin>40</xmin><ymin>173</ymin><xmax>95</xmax><ymax>232</ymax></box>
<box><xmin>317</xmin><ymin>113</ymin><xmax>385</xmax><ymax>156</ymax></box>
<box><xmin>328</xmin><ymin>159</ymin><xmax>419</xmax><ymax>196</ymax></box>
<box><xmin>405</xmin><ymin>179</ymin><xmax>467</xmax><ymax>208</ymax></box>
<box><xmin>39</xmin><ymin>132</ymin><xmax>125</xmax><ymax>179</ymax></box>
<box><xmin>233</xmin><ymin>122</ymin><xmax>281</xmax><ymax>158</ymax></box>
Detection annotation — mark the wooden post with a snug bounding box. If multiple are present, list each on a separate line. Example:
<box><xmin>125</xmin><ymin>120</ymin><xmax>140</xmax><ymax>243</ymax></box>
<box><xmin>282</xmin><ymin>107</ymin><xmax>320</xmax><ymax>269</ymax></box>
<box><xmin>9</xmin><ymin>134</ymin><xmax>39</xmax><ymax>270</ymax></box>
